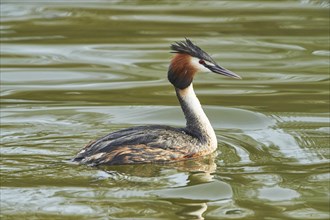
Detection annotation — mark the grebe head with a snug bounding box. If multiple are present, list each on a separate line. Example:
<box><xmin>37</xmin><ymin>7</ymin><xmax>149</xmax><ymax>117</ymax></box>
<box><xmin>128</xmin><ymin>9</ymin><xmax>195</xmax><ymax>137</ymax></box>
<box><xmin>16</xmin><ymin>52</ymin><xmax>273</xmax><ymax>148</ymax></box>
<box><xmin>168</xmin><ymin>38</ymin><xmax>241</xmax><ymax>89</ymax></box>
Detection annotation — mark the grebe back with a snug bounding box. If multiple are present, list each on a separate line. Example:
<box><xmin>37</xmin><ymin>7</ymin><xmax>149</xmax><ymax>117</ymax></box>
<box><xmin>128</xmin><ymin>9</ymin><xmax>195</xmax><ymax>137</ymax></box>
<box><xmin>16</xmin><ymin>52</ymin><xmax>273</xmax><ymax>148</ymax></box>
<box><xmin>73</xmin><ymin>38</ymin><xmax>241</xmax><ymax>166</ymax></box>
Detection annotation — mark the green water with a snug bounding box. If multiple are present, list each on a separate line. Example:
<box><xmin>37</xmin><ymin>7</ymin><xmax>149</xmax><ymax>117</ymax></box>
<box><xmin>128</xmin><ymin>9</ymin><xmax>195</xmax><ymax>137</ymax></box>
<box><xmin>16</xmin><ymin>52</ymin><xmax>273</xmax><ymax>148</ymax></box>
<box><xmin>1</xmin><ymin>0</ymin><xmax>329</xmax><ymax>219</ymax></box>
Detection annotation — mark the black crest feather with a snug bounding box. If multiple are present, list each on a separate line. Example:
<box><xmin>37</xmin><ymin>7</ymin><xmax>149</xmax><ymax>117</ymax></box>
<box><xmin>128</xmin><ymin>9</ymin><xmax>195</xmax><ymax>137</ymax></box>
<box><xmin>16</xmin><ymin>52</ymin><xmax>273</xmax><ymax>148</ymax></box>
<box><xmin>170</xmin><ymin>38</ymin><xmax>215</xmax><ymax>63</ymax></box>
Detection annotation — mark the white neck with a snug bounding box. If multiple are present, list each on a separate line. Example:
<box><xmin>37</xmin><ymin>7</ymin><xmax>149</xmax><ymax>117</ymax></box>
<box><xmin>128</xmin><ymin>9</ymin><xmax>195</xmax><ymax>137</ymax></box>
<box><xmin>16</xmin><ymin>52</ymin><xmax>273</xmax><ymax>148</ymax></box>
<box><xmin>175</xmin><ymin>84</ymin><xmax>217</xmax><ymax>149</ymax></box>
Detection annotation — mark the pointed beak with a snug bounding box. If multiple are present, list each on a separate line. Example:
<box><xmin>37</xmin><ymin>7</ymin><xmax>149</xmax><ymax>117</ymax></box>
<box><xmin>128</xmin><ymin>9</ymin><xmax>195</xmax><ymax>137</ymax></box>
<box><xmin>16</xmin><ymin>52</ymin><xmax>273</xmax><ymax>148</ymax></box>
<box><xmin>208</xmin><ymin>64</ymin><xmax>241</xmax><ymax>79</ymax></box>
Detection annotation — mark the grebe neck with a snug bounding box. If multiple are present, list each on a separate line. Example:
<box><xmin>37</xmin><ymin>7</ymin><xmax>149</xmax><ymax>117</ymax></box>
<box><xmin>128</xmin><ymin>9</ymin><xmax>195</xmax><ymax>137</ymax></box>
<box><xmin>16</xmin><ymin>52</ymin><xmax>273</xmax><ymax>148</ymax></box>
<box><xmin>175</xmin><ymin>84</ymin><xmax>217</xmax><ymax>149</ymax></box>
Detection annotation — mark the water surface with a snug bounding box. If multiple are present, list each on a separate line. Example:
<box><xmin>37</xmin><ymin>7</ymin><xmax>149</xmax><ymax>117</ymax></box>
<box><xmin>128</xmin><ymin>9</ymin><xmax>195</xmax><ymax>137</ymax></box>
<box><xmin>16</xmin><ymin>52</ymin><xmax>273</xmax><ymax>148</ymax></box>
<box><xmin>1</xmin><ymin>0</ymin><xmax>329</xmax><ymax>219</ymax></box>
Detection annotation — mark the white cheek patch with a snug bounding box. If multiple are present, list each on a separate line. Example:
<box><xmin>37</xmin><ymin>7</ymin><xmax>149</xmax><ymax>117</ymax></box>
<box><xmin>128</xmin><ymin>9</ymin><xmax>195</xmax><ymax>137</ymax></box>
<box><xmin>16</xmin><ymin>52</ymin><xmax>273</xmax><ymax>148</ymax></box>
<box><xmin>204</xmin><ymin>60</ymin><xmax>215</xmax><ymax>66</ymax></box>
<box><xmin>190</xmin><ymin>57</ymin><xmax>212</xmax><ymax>73</ymax></box>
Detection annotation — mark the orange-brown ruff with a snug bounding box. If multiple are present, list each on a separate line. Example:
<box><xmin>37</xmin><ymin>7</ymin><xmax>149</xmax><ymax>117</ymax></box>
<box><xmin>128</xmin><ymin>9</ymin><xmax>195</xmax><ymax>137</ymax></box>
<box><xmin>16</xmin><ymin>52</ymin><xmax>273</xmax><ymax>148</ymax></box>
<box><xmin>168</xmin><ymin>53</ymin><xmax>198</xmax><ymax>89</ymax></box>
<box><xmin>73</xmin><ymin>38</ymin><xmax>241</xmax><ymax>166</ymax></box>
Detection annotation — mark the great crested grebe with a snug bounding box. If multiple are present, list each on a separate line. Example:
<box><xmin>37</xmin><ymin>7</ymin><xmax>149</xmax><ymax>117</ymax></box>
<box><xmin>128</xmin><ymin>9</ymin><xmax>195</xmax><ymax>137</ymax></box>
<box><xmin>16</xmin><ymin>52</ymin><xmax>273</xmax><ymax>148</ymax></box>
<box><xmin>73</xmin><ymin>38</ymin><xmax>241</xmax><ymax>166</ymax></box>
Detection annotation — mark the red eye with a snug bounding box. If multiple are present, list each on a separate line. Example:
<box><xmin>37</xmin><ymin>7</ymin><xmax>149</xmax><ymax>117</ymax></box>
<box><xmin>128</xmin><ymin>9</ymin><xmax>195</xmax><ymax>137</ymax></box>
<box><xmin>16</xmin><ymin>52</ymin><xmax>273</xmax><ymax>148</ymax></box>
<box><xmin>199</xmin><ymin>60</ymin><xmax>205</xmax><ymax>64</ymax></box>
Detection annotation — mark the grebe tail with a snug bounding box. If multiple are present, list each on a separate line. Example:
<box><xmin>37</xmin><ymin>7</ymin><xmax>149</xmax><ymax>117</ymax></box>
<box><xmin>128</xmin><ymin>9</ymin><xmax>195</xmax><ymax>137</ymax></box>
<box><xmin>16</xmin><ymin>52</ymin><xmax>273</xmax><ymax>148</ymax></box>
<box><xmin>73</xmin><ymin>38</ymin><xmax>241</xmax><ymax>166</ymax></box>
